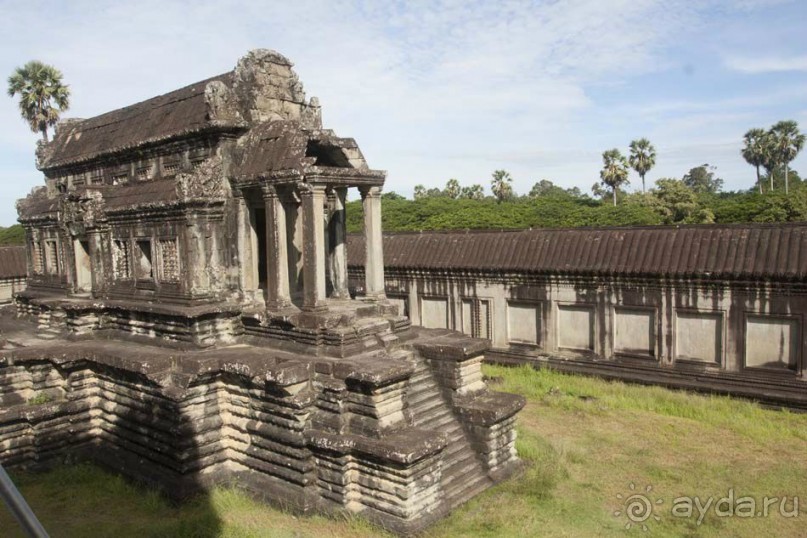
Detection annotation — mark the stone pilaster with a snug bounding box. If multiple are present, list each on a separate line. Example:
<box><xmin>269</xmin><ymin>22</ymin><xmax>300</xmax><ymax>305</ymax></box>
<box><xmin>263</xmin><ymin>185</ymin><xmax>291</xmax><ymax>310</ymax></box>
<box><xmin>233</xmin><ymin>189</ymin><xmax>249</xmax><ymax>291</ymax></box>
<box><xmin>301</xmin><ymin>184</ymin><xmax>327</xmax><ymax>312</ymax></box>
<box><xmin>360</xmin><ymin>186</ymin><xmax>385</xmax><ymax>299</ymax></box>
<box><xmin>88</xmin><ymin>229</ymin><xmax>106</xmax><ymax>297</ymax></box>
<box><xmin>328</xmin><ymin>187</ymin><xmax>349</xmax><ymax>299</ymax></box>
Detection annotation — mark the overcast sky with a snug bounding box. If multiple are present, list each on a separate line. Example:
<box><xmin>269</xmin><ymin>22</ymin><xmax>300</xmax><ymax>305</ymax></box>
<box><xmin>1</xmin><ymin>0</ymin><xmax>806</xmax><ymax>225</ymax></box>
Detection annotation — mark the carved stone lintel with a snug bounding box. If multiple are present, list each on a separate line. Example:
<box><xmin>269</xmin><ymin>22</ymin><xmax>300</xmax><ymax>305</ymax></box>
<box><xmin>59</xmin><ymin>190</ymin><xmax>106</xmax><ymax>236</ymax></box>
<box><xmin>176</xmin><ymin>156</ymin><xmax>227</xmax><ymax>201</ymax></box>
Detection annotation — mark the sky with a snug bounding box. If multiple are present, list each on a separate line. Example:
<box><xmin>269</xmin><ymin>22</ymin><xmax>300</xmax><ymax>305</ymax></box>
<box><xmin>1</xmin><ymin>0</ymin><xmax>806</xmax><ymax>225</ymax></box>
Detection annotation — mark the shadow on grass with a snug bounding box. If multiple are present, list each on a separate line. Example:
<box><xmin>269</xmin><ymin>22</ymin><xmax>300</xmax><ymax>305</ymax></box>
<box><xmin>1</xmin><ymin>369</ymin><xmax>224</xmax><ymax>538</ymax></box>
<box><xmin>4</xmin><ymin>462</ymin><xmax>224</xmax><ymax>538</ymax></box>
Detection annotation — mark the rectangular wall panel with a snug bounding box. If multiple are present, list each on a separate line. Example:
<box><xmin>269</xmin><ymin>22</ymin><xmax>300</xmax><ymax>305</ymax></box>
<box><xmin>676</xmin><ymin>311</ymin><xmax>722</xmax><ymax>364</ymax></box>
<box><xmin>558</xmin><ymin>304</ymin><xmax>594</xmax><ymax>351</ymax></box>
<box><xmin>421</xmin><ymin>297</ymin><xmax>448</xmax><ymax>329</ymax></box>
<box><xmin>461</xmin><ymin>299</ymin><xmax>473</xmax><ymax>335</ymax></box>
<box><xmin>745</xmin><ymin>315</ymin><xmax>799</xmax><ymax>370</ymax></box>
<box><xmin>508</xmin><ymin>302</ymin><xmax>539</xmax><ymax>344</ymax></box>
<box><xmin>614</xmin><ymin>307</ymin><xmax>655</xmax><ymax>357</ymax></box>
<box><xmin>479</xmin><ymin>300</ymin><xmax>491</xmax><ymax>340</ymax></box>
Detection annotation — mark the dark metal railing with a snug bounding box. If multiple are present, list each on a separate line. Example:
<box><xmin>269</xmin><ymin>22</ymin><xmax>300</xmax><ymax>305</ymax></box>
<box><xmin>0</xmin><ymin>463</ymin><xmax>49</xmax><ymax>537</ymax></box>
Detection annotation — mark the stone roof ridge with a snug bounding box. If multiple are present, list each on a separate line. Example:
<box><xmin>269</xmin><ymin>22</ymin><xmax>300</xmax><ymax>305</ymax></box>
<box><xmin>38</xmin><ymin>49</ymin><xmax>322</xmax><ymax>171</ymax></box>
<box><xmin>59</xmin><ymin>72</ymin><xmax>230</xmax><ymax>133</ymax></box>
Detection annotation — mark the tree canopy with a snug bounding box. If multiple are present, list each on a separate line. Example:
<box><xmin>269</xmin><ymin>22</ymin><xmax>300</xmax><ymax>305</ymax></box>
<box><xmin>598</xmin><ymin>149</ymin><xmax>630</xmax><ymax>206</ymax></box>
<box><xmin>682</xmin><ymin>164</ymin><xmax>723</xmax><ymax>194</ymax></box>
<box><xmin>7</xmin><ymin>60</ymin><xmax>70</xmax><ymax>142</ymax></box>
<box><xmin>628</xmin><ymin>138</ymin><xmax>656</xmax><ymax>193</ymax></box>
<box><xmin>741</xmin><ymin>128</ymin><xmax>767</xmax><ymax>194</ymax></box>
<box><xmin>770</xmin><ymin>120</ymin><xmax>805</xmax><ymax>195</ymax></box>
<box><xmin>490</xmin><ymin>170</ymin><xmax>514</xmax><ymax>202</ymax></box>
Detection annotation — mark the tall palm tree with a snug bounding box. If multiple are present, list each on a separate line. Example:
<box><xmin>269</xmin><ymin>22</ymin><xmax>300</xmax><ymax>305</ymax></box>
<box><xmin>760</xmin><ymin>131</ymin><xmax>778</xmax><ymax>193</ymax></box>
<box><xmin>770</xmin><ymin>120</ymin><xmax>806</xmax><ymax>195</ymax></box>
<box><xmin>628</xmin><ymin>138</ymin><xmax>656</xmax><ymax>192</ymax></box>
<box><xmin>741</xmin><ymin>128</ymin><xmax>767</xmax><ymax>194</ymax></box>
<box><xmin>444</xmin><ymin>178</ymin><xmax>461</xmax><ymax>199</ymax></box>
<box><xmin>600</xmin><ymin>149</ymin><xmax>629</xmax><ymax>207</ymax></box>
<box><xmin>7</xmin><ymin>60</ymin><xmax>70</xmax><ymax>142</ymax></box>
<box><xmin>490</xmin><ymin>169</ymin><xmax>514</xmax><ymax>202</ymax></box>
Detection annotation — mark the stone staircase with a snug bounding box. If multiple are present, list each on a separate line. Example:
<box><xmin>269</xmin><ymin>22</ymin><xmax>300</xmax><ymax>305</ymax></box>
<box><xmin>36</xmin><ymin>309</ymin><xmax>65</xmax><ymax>340</ymax></box>
<box><xmin>405</xmin><ymin>355</ymin><xmax>492</xmax><ymax>510</ymax></box>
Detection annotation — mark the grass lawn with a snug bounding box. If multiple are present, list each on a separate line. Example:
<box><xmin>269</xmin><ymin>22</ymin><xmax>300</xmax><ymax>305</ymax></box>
<box><xmin>2</xmin><ymin>364</ymin><xmax>806</xmax><ymax>537</ymax></box>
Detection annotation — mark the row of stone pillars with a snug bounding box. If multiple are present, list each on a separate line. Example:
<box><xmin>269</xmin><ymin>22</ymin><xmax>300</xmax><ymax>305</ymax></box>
<box><xmin>261</xmin><ymin>183</ymin><xmax>384</xmax><ymax>312</ymax></box>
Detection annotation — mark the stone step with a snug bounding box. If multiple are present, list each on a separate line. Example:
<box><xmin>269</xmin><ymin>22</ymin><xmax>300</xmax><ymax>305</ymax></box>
<box><xmin>444</xmin><ymin>470</ymin><xmax>492</xmax><ymax>510</ymax></box>
<box><xmin>405</xmin><ymin>354</ymin><xmax>493</xmax><ymax>514</ymax></box>
<box><xmin>406</xmin><ymin>384</ymin><xmax>444</xmax><ymax>408</ymax></box>
<box><xmin>377</xmin><ymin>331</ymin><xmax>399</xmax><ymax>349</ymax></box>
<box><xmin>411</xmin><ymin>406</ymin><xmax>454</xmax><ymax>429</ymax></box>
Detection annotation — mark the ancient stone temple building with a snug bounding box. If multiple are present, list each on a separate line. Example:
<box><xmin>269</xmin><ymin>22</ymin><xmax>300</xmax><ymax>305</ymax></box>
<box><xmin>16</xmin><ymin>49</ymin><xmax>389</xmax><ymax>345</ymax></box>
<box><xmin>0</xmin><ymin>50</ymin><xmax>524</xmax><ymax>534</ymax></box>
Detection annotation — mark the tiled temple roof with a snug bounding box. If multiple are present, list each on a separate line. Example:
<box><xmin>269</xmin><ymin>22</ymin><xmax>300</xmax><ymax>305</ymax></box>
<box><xmin>0</xmin><ymin>246</ymin><xmax>26</xmax><ymax>278</ymax></box>
<box><xmin>346</xmin><ymin>223</ymin><xmax>807</xmax><ymax>281</ymax></box>
<box><xmin>39</xmin><ymin>73</ymin><xmax>232</xmax><ymax>170</ymax></box>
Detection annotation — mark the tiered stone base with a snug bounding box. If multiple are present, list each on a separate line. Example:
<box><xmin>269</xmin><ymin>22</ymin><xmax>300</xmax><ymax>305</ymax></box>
<box><xmin>15</xmin><ymin>291</ymin><xmax>244</xmax><ymax>347</ymax></box>
<box><xmin>0</xmin><ymin>324</ymin><xmax>524</xmax><ymax>535</ymax></box>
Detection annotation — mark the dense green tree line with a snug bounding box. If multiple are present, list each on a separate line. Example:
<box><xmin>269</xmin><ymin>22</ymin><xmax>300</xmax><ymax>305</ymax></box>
<box><xmin>346</xmin><ymin>170</ymin><xmax>807</xmax><ymax>233</ymax></box>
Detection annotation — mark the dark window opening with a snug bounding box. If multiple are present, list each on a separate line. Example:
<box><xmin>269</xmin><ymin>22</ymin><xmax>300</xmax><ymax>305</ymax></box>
<box><xmin>305</xmin><ymin>141</ymin><xmax>350</xmax><ymax>167</ymax></box>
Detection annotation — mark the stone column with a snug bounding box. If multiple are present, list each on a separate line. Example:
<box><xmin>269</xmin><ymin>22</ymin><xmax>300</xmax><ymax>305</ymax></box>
<box><xmin>88</xmin><ymin>228</ymin><xmax>106</xmax><ymax>297</ymax></box>
<box><xmin>328</xmin><ymin>187</ymin><xmax>349</xmax><ymax>299</ymax></box>
<box><xmin>233</xmin><ymin>190</ymin><xmax>250</xmax><ymax>291</ymax></box>
<box><xmin>301</xmin><ymin>184</ymin><xmax>328</xmax><ymax>312</ymax></box>
<box><xmin>263</xmin><ymin>185</ymin><xmax>291</xmax><ymax>310</ymax></box>
<box><xmin>360</xmin><ymin>186</ymin><xmax>385</xmax><ymax>299</ymax></box>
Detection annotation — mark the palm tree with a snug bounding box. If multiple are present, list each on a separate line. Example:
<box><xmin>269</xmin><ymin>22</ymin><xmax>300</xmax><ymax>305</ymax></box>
<box><xmin>760</xmin><ymin>131</ymin><xmax>779</xmax><ymax>192</ymax></box>
<box><xmin>770</xmin><ymin>120</ymin><xmax>806</xmax><ymax>195</ymax></box>
<box><xmin>741</xmin><ymin>128</ymin><xmax>767</xmax><ymax>194</ymax></box>
<box><xmin>7</xmin><ymin>60</ymin><xmax>70</xmax><ymax>142</ymax></box>
<box><xmin>444</xmin><ymin>178</ymin><xmax>461</xmax><ymax>199</ymax></box>
<box><xmin>599</xmin><ymin>149</ymin><xmax>629</xmax><ymax>207</ymax></box>
<box><xmin>490</xmin><ymin>169</ymin><xmax>514</xmax><ymax>202</ymax></box>
<box><xmin>628</xmin><ymin>138</ymin><xmax>656</xmax><ymax>192</ymax></box>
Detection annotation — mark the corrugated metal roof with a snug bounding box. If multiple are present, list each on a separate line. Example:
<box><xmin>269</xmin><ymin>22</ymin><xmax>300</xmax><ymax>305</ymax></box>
<box><xmin>346</xmin><ymin>224</ymin><xmax>807</xmax><ymax>281</ymax></box>
<box><xmin>0</xmin><ymin>246</ymin><xmax>26</xmax><ymax>278</ymax></box>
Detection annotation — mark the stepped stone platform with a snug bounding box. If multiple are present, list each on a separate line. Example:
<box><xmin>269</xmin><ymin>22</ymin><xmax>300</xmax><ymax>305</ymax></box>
<box><xmin>0</xmin><ymin>310</ymin><xmax>524</xmax><ymax>535</ymax></box>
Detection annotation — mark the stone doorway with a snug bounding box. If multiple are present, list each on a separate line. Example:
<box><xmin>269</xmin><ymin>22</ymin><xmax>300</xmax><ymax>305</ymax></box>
<box><xmin>73</xmin><ymin>239</ymin><xmax>92</xmax><ymax>293</ymax></box>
